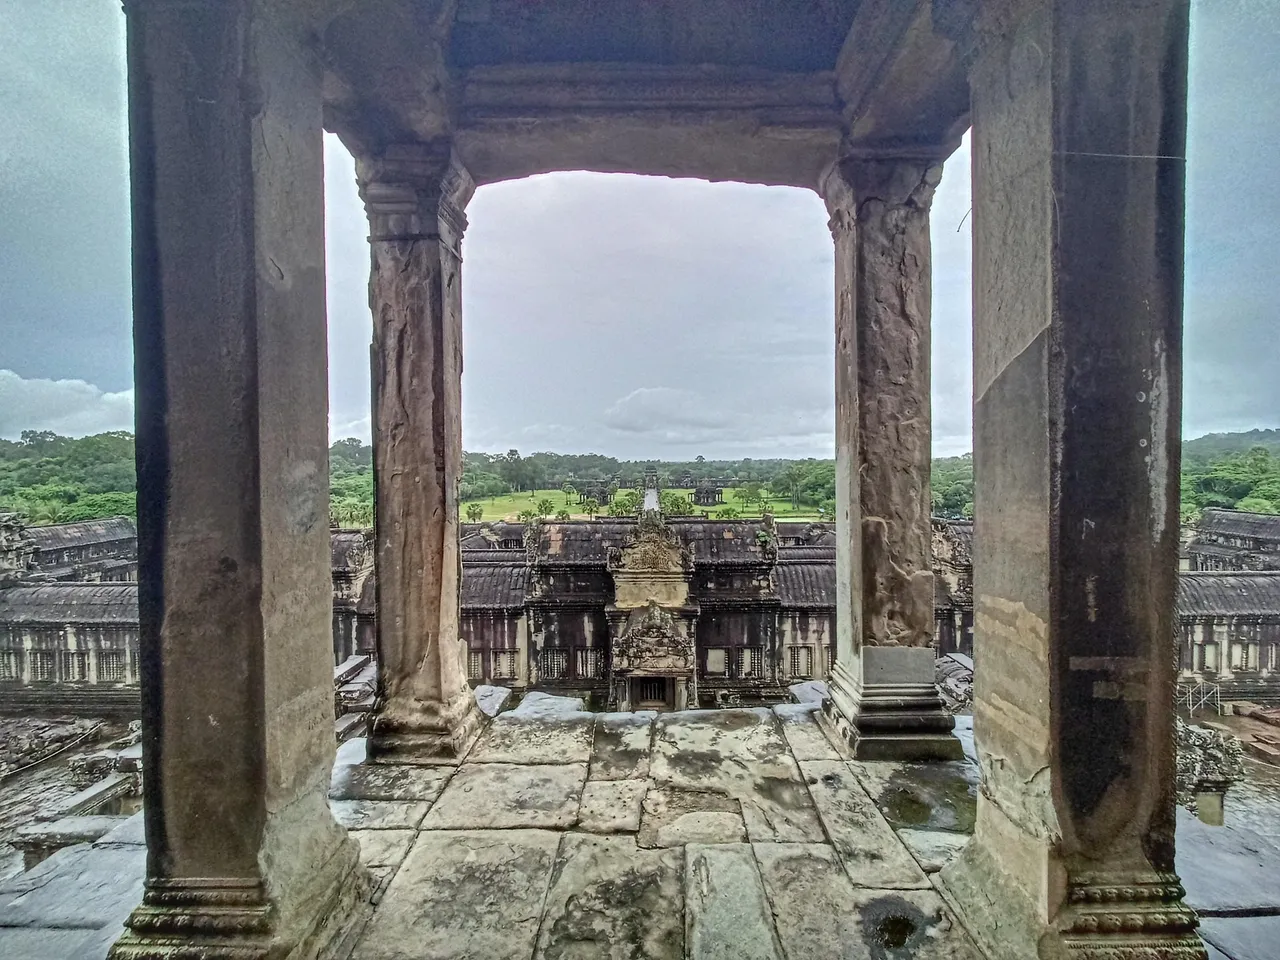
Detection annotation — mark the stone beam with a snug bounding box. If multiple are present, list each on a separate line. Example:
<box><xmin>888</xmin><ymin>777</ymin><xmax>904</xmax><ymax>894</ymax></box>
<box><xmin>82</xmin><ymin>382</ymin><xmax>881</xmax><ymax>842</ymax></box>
<box><xmin>836</xmin><ymin>0</ymin><xmax>974</xmax><ymax>157</ymax></box>
<box><xmin>113</xmin><ymin>1</ymin><xmax>365</xmax><ymax>956</ymax></box>
<box><xmin>454</xmin><ymin>64</ymin><xmax>843</xmax><ymax>188</ymax></box>
<box><xmin>937</xmin><ymin>1</ymin><xmax>1203</xmax><ymax>957</ymax></box>
<box><xmin>359</xmin><ymin>144</ymin><xmax>483</xmax><ymax>764</ymax></box>
<box><xmin>820</xmin><ymin>157</ymin><xmax>960</xmax><ymax>762</ymax></box>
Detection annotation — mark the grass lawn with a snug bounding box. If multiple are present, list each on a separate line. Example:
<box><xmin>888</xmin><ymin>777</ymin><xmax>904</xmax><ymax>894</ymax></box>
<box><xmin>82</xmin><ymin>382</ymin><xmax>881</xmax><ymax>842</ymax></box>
<box><xmin>460</xmin><ymin>489</ymin><xmax>823</xmax><ymax>523</ymax></box>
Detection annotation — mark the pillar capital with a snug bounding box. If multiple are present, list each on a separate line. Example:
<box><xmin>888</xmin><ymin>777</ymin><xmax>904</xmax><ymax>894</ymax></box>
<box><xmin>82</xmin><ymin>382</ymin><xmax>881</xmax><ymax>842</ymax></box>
<box><xmin>357</xmin><ymin>144</ymin><xmax>473</xmax><ymax>250</ymax></box>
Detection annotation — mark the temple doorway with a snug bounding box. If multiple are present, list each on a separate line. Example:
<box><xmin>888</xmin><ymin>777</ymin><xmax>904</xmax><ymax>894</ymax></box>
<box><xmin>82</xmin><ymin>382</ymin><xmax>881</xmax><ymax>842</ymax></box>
<box><xmin>632</xmin><ymin>676</ymin><xmax>674</xmax><ymax>712</ymax></box>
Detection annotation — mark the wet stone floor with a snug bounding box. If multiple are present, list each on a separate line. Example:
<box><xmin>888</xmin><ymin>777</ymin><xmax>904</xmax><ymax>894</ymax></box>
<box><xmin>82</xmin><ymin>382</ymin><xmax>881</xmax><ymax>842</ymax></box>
<box><xmin>333</xmin><ymin>698</ymin><xmax>982</xmax><ymax>960</ymax></box>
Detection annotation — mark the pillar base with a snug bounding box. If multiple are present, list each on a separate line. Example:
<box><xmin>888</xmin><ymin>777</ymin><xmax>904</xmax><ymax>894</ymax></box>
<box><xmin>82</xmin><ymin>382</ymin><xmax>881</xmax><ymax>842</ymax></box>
<box><xmin>937</xmin><ymin>815</ymin><xmax>1207</xmax><ymax>960</ymax></box>
<box><xmin>110</xmin><ymin>841</ymin><xmax>369</xmax><ymax>960</ymax></box>
<box><xmin>368</xmin><ymin>687</ymin><xmax>485</xmax><ymax>765</ymax></box>
<box><xmin>822</xmin><ymin>648</ymin><xmax>962</xmax><ymax>761</ymax></box>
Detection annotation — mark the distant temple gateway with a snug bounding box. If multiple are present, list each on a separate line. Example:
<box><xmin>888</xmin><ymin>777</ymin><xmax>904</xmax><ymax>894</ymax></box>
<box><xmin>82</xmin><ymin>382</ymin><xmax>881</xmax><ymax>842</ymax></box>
<box><xmin>3</xmin><ymin>511</ymin><xmax>1280</xmax><ymax>714</ymax></box>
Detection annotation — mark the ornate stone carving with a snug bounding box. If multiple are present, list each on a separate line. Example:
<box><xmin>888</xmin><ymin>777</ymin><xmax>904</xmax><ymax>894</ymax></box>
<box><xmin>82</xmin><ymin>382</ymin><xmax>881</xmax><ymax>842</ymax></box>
<box><xmin>606</xmin><ymin>513</ymin><xmax>690</xmax><ymax>574</ymax></box>
<box><xmin>1175</xmin><ymin>717</ymin><xmax>1244</xmax><ymax>811</ymax></box>
<box><xmin>611</xmin><ymin>600</ymin><xmax>695</xmax><ymax>676</ymax></box>
<box><xmin>1057</xmin><ymin>872</ymin><xmax>1206</xmax><ymax>959</ymax></box>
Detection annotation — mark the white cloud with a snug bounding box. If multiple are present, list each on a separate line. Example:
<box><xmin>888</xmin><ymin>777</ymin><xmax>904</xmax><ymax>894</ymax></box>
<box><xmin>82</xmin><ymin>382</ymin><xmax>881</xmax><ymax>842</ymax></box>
<box><xmin>0</xmin><ymin>370</ymin><xmax>133</xmax><ymax>439</ymax></box>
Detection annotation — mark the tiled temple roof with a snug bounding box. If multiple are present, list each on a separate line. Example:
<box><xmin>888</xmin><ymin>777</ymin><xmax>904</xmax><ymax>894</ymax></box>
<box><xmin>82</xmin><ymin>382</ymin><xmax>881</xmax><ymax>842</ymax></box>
<box><xmin>773</xmin><ymin>563</ymin><xmax>834</xmax><ymax>609</ymax></box>
<box><xmin>460</xmin><ymin>563</ymin><xmax>528</xmax><ymax>609</ymax></box>
<box><xmin>1177</xmin><ymin>572</ymin><xmax>1280</xmax><ymax>618</ymax></box>
<box><xmin>1196</xmin><ymin>509</ymin><xmax>1280</xmax><ymax>542</ymax></box>
<box><xmin>28</xmin><ymin>517</ymin><xmax>136</xmax><ymax>553</ymax></box>
<box><xmin>0</xmin><ymin>584</ymin><xmax>138</xmax><ymax>624</ymax></box>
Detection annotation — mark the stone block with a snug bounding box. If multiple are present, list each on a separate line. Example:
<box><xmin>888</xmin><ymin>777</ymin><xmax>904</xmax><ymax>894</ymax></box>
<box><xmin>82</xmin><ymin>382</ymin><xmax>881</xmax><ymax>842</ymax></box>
<box><xmin>512</xmin><ymin>691</ymin><xmax>588</xmax><ymax>718</ymax></box>
<box><xmin>590</xmin><ymin>711</ymin><xmax>655</xmax><ymax>780</ymax></box>
<box><xmin>350</xmin><ymin>829</ymin><xmax>417</xmax><ymax>868</ymax></box>
<box><xmin>535</xmin><ymin>833</ymin><xmax>683</xmax><ymax>960</ymax></box>
<box><xmin>94</xmin><ymin>811</ymin><xmax>146</xmax><ymax>848</ymax></box>
<box><xmin>474</xmin><ymin>684</ymin><xmax>513</xmax><ymax>717</ymax></box>
<box><xmin>895</xmin><ymin>829</ymin><xmax>969</xmax><ymax>873</ymax></box>
<box><xmin>684</xmin><ymin>843</ymin><xmax>784</xmax><ymax>960</ymax></box>
<box><xmin>774</xmin><ymin>702</ymin><xmax>846</xmax><ymax>761</ymax></box>
<box><xmin>469</xmin><ymin>714</ymin><xmax>595</xmax><ymax>765</ymax></box>
<box><xmin>851</xmin><ymin>759</ymin><xmax>978</xmax><ymax>834</ymax></box>
<box><xmin>638</xmin><ymin>786</ymin><xmax>744</xmax><ymax>849</ymax></box>
<box><xmin>799</xmin><ymin>760</ymin><xmax>929</xmax><ymax>889</ymax></box>
<box><xmin>330</xmin><ymin>761</ymin><xmax>453</xmax><ymax>802</ymax></box>
<box><xmin>421</xmin><ymin>762</ymin><xmax>587</xmax><ymax>830</ymax></box>
<box><xmin>578</xmin><ymin>779</ymin><xmax>648</xmax><ymax>834</ymax></box>
<box><xmin>354</xmin><ymin>830</ymin><xmax>560</xmax><ymax>960</ymax></box>
<box><xmin>329</xmin><ymin>800</ymin><xmax>430</xmax><ymax>831</ymax></box>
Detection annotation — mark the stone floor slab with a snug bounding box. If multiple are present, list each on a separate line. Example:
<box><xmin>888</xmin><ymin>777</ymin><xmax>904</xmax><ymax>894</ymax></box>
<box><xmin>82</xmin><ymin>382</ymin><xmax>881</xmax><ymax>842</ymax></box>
<box><xmin>1199</xmin><ymin>917</ymin><xmax>1280</xmax><ymax>960</ymax></box>
<box><xmin>685</xmin><ymin>843</ymin><xmax>783</xmax><ymax>960</ymax></box>
<box><xmin>773</xmin><ymin>703</ymin><xmax>846</xmax><ymax>761</ymax></box>
<box><xmin>651</xmin><ymin>710</ymin><xmax>823</xmax><ymax>843</ymax></box>
<box><xmin>0</xmin><ymin>843</ymin><xmax>145</xmax><ymax>929</ymax></box>
<box><xmin>590</xmin><ymin>712</ymin><xmax>656</xmax><ymax>780</ymax></box>
<box><xmin>421</xmin><ymin>762</ymin><xmax>587</xmax><ymax>830</ymax></box>
<box><xmin>800</xmin><ymin>760</ymin><xmax>930</xmax><ymax>889</ymax></box>
<box><xmin>535</xmin><ymin>833</ymin><xmax>683</xmax><ymax>960</ymax></box>
<box><xmin>578</xmin><ymin>779</ymin><xmax>648</xmax><ymax>834</ymax></box>
<box><xmin>329</xmin><ymin>800</ymin><xmax>430</xmax><ymax>831</ymax></box>
<box><xmin>639</xmin><ymin>786</ymin><xmax>744</xmax><ymax>849</ymax></box>
<box><xmin>350</xmin><ymin>829</ymin><xmax>417</xmax><ymax>868</ymax></box>
<box><xmin>0</xmin><ymin>927</ymin><xmax>102</xmax><ymax>959</ymax></box>
<box><xmin>330</xmin><ymin>762</ymin><xmax>453</xmax><ymax>803</ymax></box>
<box><xmin>851</xmin><ymin>760</ymin><xmax>978</xmax><ymax>834</ymax></box>
<box><xmin>896</xmin><ymin>828</ymin><xmax>970</xmax><ymax>873</ymax></box>
<box><xmin>353</xmin><ymin>829</ymin><xmax>560</xmax><ymax>960</ymax></box>
<box><xmin>469</xmin><ymin>714</ymin><xmax>596</xmax><ymax>765</ymax></box>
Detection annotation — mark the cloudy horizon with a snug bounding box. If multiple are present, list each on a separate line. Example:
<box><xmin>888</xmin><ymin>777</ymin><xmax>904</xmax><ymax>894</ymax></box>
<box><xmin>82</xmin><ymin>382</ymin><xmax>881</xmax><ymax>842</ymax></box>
<box><xmin>2</xmin><ymin>0</ymin><xmax>1276</xmax><ymax>459</ymax></box>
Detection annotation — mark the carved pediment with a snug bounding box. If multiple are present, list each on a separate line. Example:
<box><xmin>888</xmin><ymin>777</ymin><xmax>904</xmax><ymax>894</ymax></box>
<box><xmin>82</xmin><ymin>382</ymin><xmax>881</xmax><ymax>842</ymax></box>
<box><xmin>607</xmin><ymin>513</ymin><xmax>691</xmax><ymax>574</ymax></box>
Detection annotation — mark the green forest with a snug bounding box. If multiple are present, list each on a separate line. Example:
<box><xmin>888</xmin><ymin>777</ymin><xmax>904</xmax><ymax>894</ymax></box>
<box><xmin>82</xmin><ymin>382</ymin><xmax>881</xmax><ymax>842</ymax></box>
<box><xmin>3</xmin><ymin>429</ymin><xmax>1280</xmax><ymax>526</ymax></box>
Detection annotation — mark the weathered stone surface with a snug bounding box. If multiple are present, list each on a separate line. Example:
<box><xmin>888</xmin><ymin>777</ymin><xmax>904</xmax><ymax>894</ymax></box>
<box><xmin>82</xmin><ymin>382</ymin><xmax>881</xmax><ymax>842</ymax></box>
<box><xmin>330</xmin><ymin>761</ymin><xmax>453</xmax><ymax>802</ymax></box>
<box><xmin>94</xmin><ymin>812</ymin><xmax>146</xmax><ymax>848</ymax></box>
<box><xmin>1176</xmin><ymin>807</ymin><xmax>1280</xmax><ymax>914</ymax></box>
<box><xmin>650</xmin><ymin>709</ymin><xmax>823</xmax><ymax>843</ymax></box>
<box><xmin>0</xmin><ymin>928</ymin><xmax>103</xmax><ymax>959</ymax></box>
<box><xmin>788</xmin><ymin>680</ymin><xmax>828</xmax><ymax>704</ymax></box>
<box><xmin>685</xmin><ymin>843</ymin><xmax>783</xmax><ymax>960</ymax></box>
<box><xmin>639</xmin><ymin>786</ymin><xmax>744</xmax><ymax>849</ymax></box>
<box><xmin>329</xmin><ymin>800</ymin><xmax>430</xmax><ymax>831</ymax></box>
<box><xmin>1199</xmin><ymin>918</ymin><xmax>1280</xmax><ymax>960</ymax></box>
<box><xmin>536</xmin><ymin>833</ymin><xmax>683</xmax><ymax>960</ymax></box>
<box><xmin>350</xmin><ymin>829</ymin><xmax>417</xmax><ymax>868</ymax></box>
<box><xmin>895</xmin><ymin>829</ymin><xmax>969</xmax><ymax>873</ymax></box>
<box><xmin>513</xmin><ymin>691</ymin><xmax>588</xmax><ymax>718</ymax></box>
<box><xmin>355</xmin><ymin>830</ymin><xmax>559</xmax><ymax>960</ymax></box>
<box><xmin>851</xmin><ymin>760</ymin><xmax>978</xmax><ymax>834</ymax></box>
<box><xmin>475</xmin><ymin>684</ymin><xmax>514</xmax><ymax>717</ymax></box>
<box><xmin>774</xmin><ymin>702</ymin><xmax>845</xmax><ymax>761</ymax></box>
<box><xmin>0</xmin><ymin>842</ymin><xmax>144</xmax><ymax>929</ymax></box>
<box><xmin>590</xmin><ymin>711</ymin><xmax>655</xmax><ymax>780</ymax></box>
<box><xmin>422</xmin><ymin>762</ymin><xmax>587</xmax><ymax>830</ymax></box>
<box><xmin>578</xmin><ymin>779</ymin><xmax>648</xmax><ymax>834</ymax></box>
<box><xmin>469</xmin><ymin>713</ymin><xmax>595</xmax><ymax>765</ymax></box>
<box><xmin>800</xmin><ymin>760</ymin><xmax>929</xmax><ymax>888</ymax></box>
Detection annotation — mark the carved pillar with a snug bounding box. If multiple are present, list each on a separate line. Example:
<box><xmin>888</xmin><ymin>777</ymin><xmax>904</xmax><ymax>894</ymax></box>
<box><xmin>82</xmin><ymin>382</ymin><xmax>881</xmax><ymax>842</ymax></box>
<box><xmin>113</xmin><ymin>2</ymin><xmax>365</xmax><ymax>956</ymax></box>
<box><xmin>937</xmin><ymin>1</ymin><xmax>1203</xmax><ymax>957</ymax></box>
<box><xmin>359</xmin><ymin>145</ymin><xmax>482</xmax><ymax>762</ymax></box>
<box><xmin>819</xmin><ymin>158</ymin><xmax>960</xmax><ymax>761</ymax></box>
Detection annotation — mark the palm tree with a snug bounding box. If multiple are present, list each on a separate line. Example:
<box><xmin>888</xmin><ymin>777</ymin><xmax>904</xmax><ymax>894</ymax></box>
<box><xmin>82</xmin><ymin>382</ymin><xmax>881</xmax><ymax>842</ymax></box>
<box><xmin>562</xmin><ymin>482</ymin><xmax>576</xmax><ymax>505</ymax></box>
<box><xmin>536</xmin><ymin>498</ymin><xmax>555</xmax><ymax>518</ymax></box>
<box><xmin>465</xmin><ymin>503</ymin><xmax>484</xmax><ymax>522</ymax></box>
<box><xmin>583</xmin><ymin>497</ymin><xmax>600</xmax><ymax>520</ymax></box>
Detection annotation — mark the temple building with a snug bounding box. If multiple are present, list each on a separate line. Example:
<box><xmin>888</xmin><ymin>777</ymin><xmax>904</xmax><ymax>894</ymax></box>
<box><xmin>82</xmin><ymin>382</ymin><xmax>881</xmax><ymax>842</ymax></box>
<box><xmin>1187</xmin><ymin>508</ymin><xmax>1280</xmax><ymax>571</ymax></box>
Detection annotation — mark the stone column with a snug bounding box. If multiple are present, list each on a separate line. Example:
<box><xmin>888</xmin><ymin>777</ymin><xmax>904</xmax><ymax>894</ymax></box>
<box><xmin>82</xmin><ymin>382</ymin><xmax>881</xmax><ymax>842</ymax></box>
<box><xmin>937</xmin><ymin>1</ymin><xmax>1202</xmax><ymax>958</ymax></box>
<box><xmin>358</xmin><ymin>146</ymin><xmax>482</xmax><ymax>762</ymax></box>
<box><xmin>820</xmin><ymin>159</ymin><xmax>961</xmax><ymax>761</ymax></box>
<box><xmin>113</xmin><ymin>1</ymin><xmax>365</xmax><ymax>957</ymax></box>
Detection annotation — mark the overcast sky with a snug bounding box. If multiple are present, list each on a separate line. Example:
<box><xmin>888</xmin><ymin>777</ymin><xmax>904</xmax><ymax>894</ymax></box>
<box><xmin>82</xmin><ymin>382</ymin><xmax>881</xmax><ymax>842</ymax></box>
<box><xmin>1</xmin><ymin>1</ymin><xmax>1275</xmax><ymax>459</ymax></box>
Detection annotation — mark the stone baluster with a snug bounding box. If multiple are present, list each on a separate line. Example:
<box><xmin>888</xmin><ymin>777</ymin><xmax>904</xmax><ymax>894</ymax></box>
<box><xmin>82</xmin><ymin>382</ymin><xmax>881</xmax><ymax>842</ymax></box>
<box><xmin>358</xmin><ymin>145</ymin><xmax>482</xmax><ymax>762</ymax></box>
<box><xmin>112</xmin><ymin>1</ymin><xmax>364</xmax><ymax>956</ymax></box>
<box><xmin>820</xmin><ymin>157</ymin><xmax>961</xmax><ymax>761</ymax></box>
<box><xmin>937</xmin><ymin>1</ymin><xmax>1204</xmax><ymax>957</ymax></box>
